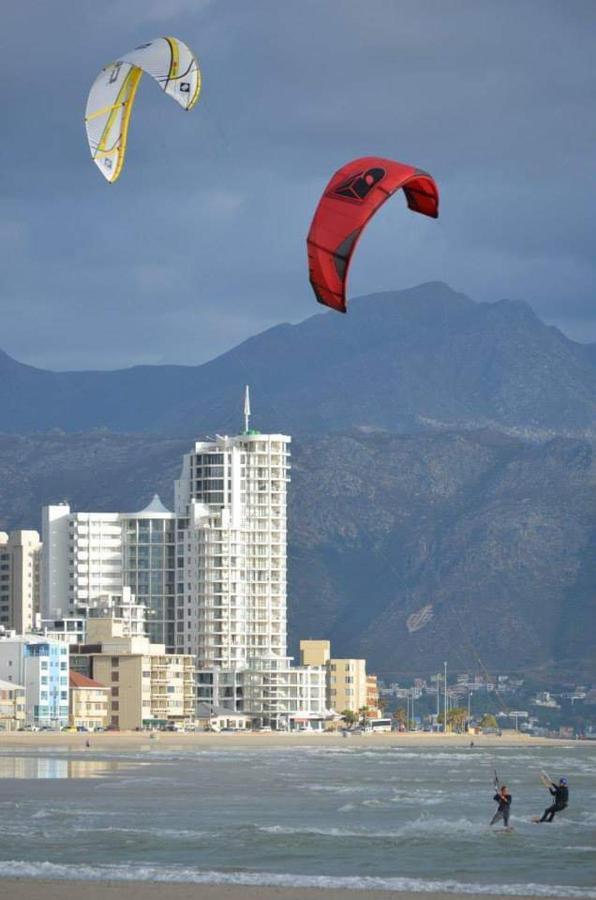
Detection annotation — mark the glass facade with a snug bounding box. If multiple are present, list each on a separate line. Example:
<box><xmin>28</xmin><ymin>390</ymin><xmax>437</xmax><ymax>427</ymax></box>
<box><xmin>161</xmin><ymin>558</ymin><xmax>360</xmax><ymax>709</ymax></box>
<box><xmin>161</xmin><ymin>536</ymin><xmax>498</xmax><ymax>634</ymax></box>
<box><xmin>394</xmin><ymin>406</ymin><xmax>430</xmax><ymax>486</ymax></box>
<box><xmin>123</xmin><ymin>518</ymin><xmax>176</xmax><ymax>650</ymax></box>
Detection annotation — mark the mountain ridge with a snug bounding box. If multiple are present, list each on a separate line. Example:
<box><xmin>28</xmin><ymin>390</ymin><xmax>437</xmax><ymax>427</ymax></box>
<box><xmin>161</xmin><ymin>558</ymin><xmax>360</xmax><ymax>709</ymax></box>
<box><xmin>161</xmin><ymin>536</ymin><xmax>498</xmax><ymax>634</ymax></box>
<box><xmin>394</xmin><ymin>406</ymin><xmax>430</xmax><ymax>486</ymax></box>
<box><xmin>1</xmin><ymin>282</ymin><xmax>594</xmax><ymax>437</ymax></box>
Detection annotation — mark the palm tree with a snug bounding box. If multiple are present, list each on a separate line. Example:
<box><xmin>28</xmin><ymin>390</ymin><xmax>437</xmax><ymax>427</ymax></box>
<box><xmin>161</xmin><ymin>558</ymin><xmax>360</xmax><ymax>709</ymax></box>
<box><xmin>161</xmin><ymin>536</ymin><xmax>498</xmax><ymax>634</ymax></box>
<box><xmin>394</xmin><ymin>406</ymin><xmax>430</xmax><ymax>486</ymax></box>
<box><xmin>480</xmin><ymin>713</ymin><xmax>498</xmax><ymax>730</ymax></box>
<box><xmin>358</xmin><ymin>705</ymin><xmax>370</xmax><ymax>725</ymax></box>
<box><xmin>446</xmin><ymin>706</ymin><xmax>467</xmax><ymax>733</ymax></box>
<box><xmin>341</xmin><ymin>709</ymin><xmax>357</xmax><ymax>727</ymax></box>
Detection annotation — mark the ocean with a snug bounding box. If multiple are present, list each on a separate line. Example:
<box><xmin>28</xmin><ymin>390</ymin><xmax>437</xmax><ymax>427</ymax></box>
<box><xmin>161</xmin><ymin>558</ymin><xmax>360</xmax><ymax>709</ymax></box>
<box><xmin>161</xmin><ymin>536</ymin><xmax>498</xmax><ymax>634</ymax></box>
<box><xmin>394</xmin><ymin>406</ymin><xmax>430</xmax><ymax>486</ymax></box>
<box><xmin>0</xmin><ymin>740</ymin><xmax>594</xmax><ymax>896</ymax></box>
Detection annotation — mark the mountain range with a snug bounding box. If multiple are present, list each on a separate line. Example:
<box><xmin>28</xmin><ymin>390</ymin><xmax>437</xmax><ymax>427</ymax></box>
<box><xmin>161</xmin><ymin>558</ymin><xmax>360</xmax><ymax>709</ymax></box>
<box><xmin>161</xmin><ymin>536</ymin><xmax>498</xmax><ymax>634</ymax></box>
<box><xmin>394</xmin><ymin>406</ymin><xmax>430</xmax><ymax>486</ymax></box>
<box><xmin>1</xmin><ymin>282</ymin><xmax>594</xmax><ymax>437</ymax></box>
<box><xmin>1</xmin><ymin>282</ymin><xmax>594</xmax><ymax>682</ymax></box>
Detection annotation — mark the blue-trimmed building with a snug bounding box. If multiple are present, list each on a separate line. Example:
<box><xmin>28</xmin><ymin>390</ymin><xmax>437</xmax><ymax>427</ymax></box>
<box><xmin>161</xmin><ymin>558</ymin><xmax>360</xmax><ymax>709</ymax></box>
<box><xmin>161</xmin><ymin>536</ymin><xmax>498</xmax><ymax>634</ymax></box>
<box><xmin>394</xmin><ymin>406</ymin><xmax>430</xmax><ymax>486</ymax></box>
<box><xmin>0</xmin><ymin>634</ymin><xmax>69</xmax><ymax>727</ymax></box>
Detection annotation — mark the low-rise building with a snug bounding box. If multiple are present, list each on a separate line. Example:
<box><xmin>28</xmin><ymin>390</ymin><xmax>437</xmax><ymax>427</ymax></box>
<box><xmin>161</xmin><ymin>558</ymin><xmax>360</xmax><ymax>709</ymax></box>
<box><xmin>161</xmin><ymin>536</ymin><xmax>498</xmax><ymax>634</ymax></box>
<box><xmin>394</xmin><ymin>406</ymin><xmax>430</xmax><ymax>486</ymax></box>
<box><xmin>0</xmin><ymin>678</ymin><xmax>25</xmax><ymax>731</ymax></box>
<box><xmin>0</xmin><ymin>633</ymin><xmax>69</xmax><ymax>727</ymax></box>
<box><xmin>196</xmin><ymin>703</ymin><xmax>251</xmax><ymax>731</ymax></box>
<box><xmin>73</xmin><ymin>616</ymin><xmax>195</xmax><ymax>730</ymax></box>
<box><xmin>532</xmin><ymin>691</ymin><xmax>560</xmax><ymax>709</ymax></box>
<box><xmin>366</xmin><ymin>674</ymin><xmax>379</xmax><ymax>715</ymax></box>
<box><xmin>69</xmin><ymin>671</ymin><xmax>109</xmax><ymax>730</ymax></box>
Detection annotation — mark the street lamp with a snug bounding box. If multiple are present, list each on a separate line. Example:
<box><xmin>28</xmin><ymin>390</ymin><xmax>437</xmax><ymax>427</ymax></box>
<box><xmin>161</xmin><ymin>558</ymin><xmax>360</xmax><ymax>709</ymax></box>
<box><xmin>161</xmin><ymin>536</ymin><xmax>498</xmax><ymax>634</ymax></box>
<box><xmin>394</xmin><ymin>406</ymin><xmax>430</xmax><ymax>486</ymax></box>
<box><xmin>444</xmin><ymin>660</ymin><xmax>447</xmax><ymax>734</ymax></box>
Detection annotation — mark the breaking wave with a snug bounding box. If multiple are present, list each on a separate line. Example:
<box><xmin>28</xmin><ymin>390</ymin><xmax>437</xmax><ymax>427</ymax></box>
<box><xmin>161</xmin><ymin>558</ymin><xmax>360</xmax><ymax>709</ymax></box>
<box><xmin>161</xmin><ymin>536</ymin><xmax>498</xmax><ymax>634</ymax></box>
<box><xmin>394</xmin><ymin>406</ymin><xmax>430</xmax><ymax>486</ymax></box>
<box><xmin>0</xmin><ymin>860</ymin><xmax>594</xmax><ymax>897</ymax></box>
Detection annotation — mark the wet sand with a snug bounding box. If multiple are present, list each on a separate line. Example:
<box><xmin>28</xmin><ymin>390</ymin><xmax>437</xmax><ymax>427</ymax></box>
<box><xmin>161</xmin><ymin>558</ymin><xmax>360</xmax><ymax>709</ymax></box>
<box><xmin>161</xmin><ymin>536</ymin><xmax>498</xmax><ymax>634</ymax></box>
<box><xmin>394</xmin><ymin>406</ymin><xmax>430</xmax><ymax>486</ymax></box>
<box><xmin>0</xmin><ymin>880</ymin><xmax>576</xmax><ymax>900</ymax></box>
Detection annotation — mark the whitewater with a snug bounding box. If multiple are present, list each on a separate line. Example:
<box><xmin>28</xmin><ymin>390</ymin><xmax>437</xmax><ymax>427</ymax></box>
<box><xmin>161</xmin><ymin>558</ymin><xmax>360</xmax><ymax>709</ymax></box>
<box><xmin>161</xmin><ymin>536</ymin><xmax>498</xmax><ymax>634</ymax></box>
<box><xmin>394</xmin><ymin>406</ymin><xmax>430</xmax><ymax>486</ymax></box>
<box><xmin>0</xmin><ymin>742</ymin><xmax>594</xmax><ymax>896</ymax></box>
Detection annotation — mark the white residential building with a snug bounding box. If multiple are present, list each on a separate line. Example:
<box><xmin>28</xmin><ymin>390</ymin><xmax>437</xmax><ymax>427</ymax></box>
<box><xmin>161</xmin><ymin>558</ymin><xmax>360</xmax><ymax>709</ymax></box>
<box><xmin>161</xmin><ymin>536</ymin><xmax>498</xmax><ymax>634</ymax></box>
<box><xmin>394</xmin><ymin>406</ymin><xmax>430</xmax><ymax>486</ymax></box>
<box><xmin>175</xmin><ymin>392</ymin><xmax>325</xmax><ymax>727</ymax></box>
<box><xmin>42</xmin><ymin>506</ymin><xmax>121</xmax><ymax>618</ymax></box>
<box><xmin>0</xmin><ymin>634</ymin><xmax>69</xmax><ymax>727</ymax></box>
<box><xmin>242</xmin><ymin>656</ymin><xmax>326</xmax><ymax>730</ymax></box>
<box><xmin>174</xmin><ymin>417</ymin><xmax>289</xmax><ymax>666</ymax></box>
<box><xmin>0</xmin><ymin>530</ymin><xmax>42</xmax><ymax>633</ymax></box>
<box><xmin>42</xmin><ymin>497</ymin><xmax>176</xmax><ymax>649</ymax></box>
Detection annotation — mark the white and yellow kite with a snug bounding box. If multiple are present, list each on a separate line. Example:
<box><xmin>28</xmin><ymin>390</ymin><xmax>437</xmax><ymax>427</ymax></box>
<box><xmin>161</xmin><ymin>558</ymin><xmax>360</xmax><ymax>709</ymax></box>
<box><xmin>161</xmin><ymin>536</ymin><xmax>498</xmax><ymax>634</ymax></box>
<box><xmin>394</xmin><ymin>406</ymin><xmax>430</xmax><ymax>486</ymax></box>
<box><xmin>85</xmin><ymin>37</ymin><xmax>201</xmax><ymax>183</ymax></box>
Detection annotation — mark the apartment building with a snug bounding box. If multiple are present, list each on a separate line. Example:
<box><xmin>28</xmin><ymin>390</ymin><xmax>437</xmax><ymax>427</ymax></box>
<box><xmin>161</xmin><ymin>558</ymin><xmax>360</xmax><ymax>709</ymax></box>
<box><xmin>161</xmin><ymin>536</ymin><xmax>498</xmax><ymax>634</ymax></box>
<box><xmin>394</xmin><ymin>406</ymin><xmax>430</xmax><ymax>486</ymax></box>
<box><xmin>366</xmin><ymin>674</ymin><xmax>380</xmax><ymax>715</ymax></box>
<box><xmin>0</xmin><ymin>530</ymin><xmax>42</xmax><ymax>633</ymax></box>
<box><xmin>73</xmin><ymin>615</ymin><xmax>195</xmax><ymax>730</ymax></box>
<box><xmin>242</xmin><ymin>656</ymin><xmax>326</xmax><ymax>730</ymax></box>
<box><xmin>0</xmin><ymin>678</ymin><xmax>25</xmax><ymax>731</ymax></box>
<box><xmin>0</xmin><ymin>634</ymin><xmax>69</xmax><ymax>727</ymax></box>
<box><xmin>42</xmin><ymin>497</ymin><xmax>176</xmax><ymax>649</ymax></box>
<box><xmin>174</xmin><ymin>415</ymin><xmax>289</xmax><ymax>667</ymax></box>
<box><xmin>327</xmin><ymin>659</ymin><xmax>367</xmax><ymax>713</ymax></box>
<box><xmin>300</xmin><ymin>640</ymin><xmax>331</xmax><ymax>668</ymax></box>
<box><xmin>299</xmin><ymin>639</ymin><xmax>376</xmax><ymax>715</ymax></box>
<box><xmin>69</xmin><ymin>671</ymin><xmax>109</xmax><ymax>730</ymax></box>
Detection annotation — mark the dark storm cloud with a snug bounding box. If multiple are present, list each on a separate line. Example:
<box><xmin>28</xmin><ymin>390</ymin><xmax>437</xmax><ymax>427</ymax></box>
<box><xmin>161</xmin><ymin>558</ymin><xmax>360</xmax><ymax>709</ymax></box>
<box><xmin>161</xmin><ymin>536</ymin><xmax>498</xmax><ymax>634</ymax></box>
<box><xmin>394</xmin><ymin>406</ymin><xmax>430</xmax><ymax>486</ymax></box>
<box><xmin>0</xmin><ymin>0</ymin><xmax>594</xmax><ymax>369</ymax></box>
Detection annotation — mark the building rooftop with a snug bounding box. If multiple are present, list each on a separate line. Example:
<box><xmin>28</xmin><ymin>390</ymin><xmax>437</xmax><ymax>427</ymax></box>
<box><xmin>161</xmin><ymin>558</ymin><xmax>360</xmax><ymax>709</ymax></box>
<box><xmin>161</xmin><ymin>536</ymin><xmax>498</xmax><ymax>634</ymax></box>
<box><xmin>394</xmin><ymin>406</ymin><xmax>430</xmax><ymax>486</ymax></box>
<box><xmin>135</xmin><ymin>494</ymin><xmax>172</xmax><ymax>516</ymax></box>
<box><xmin>69</xmin><ymin>671</ymin><xmax>106</xmax><ymax>690</ymax></box>
<box><xmin>0</xmin><ymin>678</ymin><xmax>25</xmax><ymax>691</ymax></box>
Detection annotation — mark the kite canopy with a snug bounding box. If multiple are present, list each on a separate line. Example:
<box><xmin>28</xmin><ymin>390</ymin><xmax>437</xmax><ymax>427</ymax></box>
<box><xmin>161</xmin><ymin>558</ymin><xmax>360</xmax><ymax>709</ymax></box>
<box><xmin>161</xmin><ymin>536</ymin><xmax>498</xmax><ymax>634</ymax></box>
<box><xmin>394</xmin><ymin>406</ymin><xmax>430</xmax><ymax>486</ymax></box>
<box><xmin>85</xmin><ymin>37</ymin><xmax>201</xmax><ymax>183</ymax></box>
<box><xmin>307</xmin><ymin>157</ymin><xmax>439</xmax><ymax>313</ymax></box>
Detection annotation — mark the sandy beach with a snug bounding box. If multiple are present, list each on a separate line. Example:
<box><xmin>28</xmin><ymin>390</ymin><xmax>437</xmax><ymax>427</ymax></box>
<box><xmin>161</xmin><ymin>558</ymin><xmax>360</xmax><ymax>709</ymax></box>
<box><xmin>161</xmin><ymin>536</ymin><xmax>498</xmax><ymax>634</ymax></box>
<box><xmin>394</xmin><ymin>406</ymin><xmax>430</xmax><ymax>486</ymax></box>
<box><xmin>0</xmin><ymin>880</ymin><xmax>580</xmax><ymax>900</ymax></box>
<box><xmin>0</xmin><ymin>729</ymin><xmax>566</xmax><ymax>751</ymax></box>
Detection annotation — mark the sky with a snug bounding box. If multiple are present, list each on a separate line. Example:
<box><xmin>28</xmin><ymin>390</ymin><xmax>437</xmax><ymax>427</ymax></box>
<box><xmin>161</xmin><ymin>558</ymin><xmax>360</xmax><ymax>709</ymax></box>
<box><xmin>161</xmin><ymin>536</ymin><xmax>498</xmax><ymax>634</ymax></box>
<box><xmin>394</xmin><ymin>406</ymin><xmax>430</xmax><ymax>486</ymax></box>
<box><xmin>0</xmin><ymin>0</ymin><xmax>595</xmax><ymax>370</ymax></box>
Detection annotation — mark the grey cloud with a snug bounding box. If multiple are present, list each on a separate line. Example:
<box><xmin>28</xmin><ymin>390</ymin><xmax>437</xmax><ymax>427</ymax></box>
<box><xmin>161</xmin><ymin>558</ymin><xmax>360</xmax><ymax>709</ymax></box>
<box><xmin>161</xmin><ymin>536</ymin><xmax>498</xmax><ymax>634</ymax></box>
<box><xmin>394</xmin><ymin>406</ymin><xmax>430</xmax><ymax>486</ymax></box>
<box><xmin>0</xmin><ymin>0</ymin><xmax>594</xmax><ymax>369</ymax></box>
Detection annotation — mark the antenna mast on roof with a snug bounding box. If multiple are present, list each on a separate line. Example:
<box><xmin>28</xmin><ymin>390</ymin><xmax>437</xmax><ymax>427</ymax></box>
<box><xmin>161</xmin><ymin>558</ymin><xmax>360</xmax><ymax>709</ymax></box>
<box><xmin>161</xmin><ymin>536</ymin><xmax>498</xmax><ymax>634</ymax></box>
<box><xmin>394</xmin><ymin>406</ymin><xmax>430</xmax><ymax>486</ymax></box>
<box><xmin>243</xmin><ymin>385</ymin><xmax>251</xmax><ymax>434</ymax></box>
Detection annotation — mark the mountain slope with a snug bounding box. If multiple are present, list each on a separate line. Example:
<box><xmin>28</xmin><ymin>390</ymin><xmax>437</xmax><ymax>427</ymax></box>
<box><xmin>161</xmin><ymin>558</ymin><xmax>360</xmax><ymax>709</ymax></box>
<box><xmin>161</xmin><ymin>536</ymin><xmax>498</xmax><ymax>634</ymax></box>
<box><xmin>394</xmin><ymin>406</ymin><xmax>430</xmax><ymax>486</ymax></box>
<box><xmin>289</xmin><ymin>430</ymin><xmax>595</xmax><ymax>679</ymax></box>
<box><xmin>1</xmin><ymin>283</ymin><xmax>594</xmax><ymax>436</ymax></box>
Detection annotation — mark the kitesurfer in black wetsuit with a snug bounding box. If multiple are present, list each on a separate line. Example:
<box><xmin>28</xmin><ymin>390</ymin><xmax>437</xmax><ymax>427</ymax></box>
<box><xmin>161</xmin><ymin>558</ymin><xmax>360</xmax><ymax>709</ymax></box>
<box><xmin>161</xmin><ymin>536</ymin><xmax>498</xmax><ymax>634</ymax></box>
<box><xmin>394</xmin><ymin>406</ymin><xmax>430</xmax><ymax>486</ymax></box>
<box><xmin>538</xmin><ymin>778</ymin><xmax>568</xmax><ymax>822</ymax></box>
<box><xmin>490</xmin><ymin>784</ymin><xmax>512</xmax><ymax>828</ymax></box>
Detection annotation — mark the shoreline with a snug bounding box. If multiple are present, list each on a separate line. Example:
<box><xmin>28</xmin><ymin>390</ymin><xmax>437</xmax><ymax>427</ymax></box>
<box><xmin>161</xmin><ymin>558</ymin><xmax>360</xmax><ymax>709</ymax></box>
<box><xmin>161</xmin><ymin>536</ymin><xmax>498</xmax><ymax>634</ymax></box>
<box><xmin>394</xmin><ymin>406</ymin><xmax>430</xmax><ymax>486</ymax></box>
<box><xmin>0</xmin><ymin>731</ymin><xmax>572</xmax><ymax>751</ymax></box>
<box><xmin>0</xmin><ymin>878</ymin><xmax>587</xmax><ymax>900</ymax></box>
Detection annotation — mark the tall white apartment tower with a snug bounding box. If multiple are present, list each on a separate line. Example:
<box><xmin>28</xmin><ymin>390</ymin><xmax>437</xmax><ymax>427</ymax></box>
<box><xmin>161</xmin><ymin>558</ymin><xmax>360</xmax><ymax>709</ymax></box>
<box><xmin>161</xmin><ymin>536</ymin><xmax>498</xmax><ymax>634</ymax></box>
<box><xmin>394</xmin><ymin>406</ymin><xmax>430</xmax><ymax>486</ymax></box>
<box><xmin>174</xmin><ymin>389</ymin><xmax>290</xmax><ymax>672</ymax></box>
